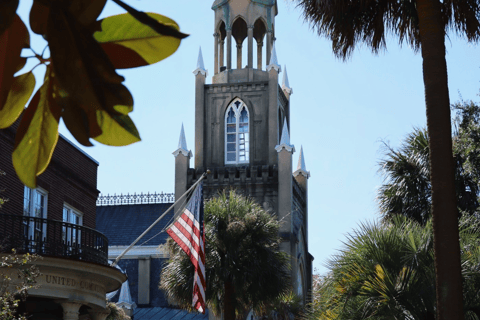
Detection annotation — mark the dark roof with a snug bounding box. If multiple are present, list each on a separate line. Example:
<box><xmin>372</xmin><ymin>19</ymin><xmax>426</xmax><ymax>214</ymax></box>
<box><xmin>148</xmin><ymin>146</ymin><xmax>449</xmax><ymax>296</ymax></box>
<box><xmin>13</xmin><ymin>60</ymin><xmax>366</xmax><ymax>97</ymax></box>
<box><xmin>96</xmin><ymin>203</ymin><xmax>174</xmax><ymax>246</ymax></box>
<box><xmin>133</xmin><ymin>307</ymin><xmax>209</xmax><ymax>320</ymax></box>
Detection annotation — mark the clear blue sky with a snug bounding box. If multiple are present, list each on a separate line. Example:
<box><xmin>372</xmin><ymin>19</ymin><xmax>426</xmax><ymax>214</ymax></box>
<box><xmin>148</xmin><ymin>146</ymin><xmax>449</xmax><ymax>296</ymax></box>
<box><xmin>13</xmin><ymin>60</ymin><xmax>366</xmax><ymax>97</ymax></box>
<box><xmin>18</xmin><ymin>0</ymin><xmax>480</xmax><ymax>275</ymax></box>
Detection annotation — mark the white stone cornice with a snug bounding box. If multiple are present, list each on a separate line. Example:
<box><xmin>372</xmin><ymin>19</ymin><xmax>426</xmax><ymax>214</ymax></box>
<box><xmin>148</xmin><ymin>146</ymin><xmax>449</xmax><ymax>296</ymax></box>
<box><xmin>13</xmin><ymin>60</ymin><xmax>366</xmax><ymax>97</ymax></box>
<box><xmin>293</xmin><ymin>168</ymin><xmax>310</xmax><ymax>178</ymax></box>
<box><xmin>275</xmin><ymin>143</ymin><xmax>295</xmax><ymax>153</ymax></box>
<box><xmin>173</xmin><ymin>148</ymin><xmax>192</xmax><ymax>158</ymax></box>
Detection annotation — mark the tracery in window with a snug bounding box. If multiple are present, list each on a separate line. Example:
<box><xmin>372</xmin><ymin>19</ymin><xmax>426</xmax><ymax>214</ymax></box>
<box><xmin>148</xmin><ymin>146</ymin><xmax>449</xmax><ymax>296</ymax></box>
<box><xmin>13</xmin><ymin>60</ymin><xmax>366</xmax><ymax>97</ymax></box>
<box><xmin>225</xmin><ymin>99</ymin><xmax>250</xmax><ymax>164</ymax></box>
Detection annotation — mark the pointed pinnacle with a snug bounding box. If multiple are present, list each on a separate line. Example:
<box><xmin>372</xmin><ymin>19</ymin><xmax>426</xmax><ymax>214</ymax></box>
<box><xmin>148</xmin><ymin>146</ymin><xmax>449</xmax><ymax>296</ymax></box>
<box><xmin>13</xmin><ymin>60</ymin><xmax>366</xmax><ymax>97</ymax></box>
<box><xmin>280</xmin><ymin>118</ymin><xmax>290</xmax><ymax>145</ymax></box>
<box><xmin>267</xmin><ymin>43</ymin><xmax>281</xmax><ymax>72</ymax></box>
<box><xmin>197</xmin><ymin>46</ymin><xmax>205</xmax><ymax>70</ymax></box>
<box><xmin>193</xmin><ymin>46</ymin><xmax>207</xmax><ymax>76</ymax></box>
<box><xmin>297</xmin><ymin>146</ymin><xmax>306</xmax><ymax>171</ymax></box>
<box><xmin>178</xmin><ymin>123</ymin><xmax>188</xmax><ymax>150</ymax></box>
<box><xmin>282</xmin><ymin>65</ymin><xmax>290</xmax><ymax>88</ymax></box>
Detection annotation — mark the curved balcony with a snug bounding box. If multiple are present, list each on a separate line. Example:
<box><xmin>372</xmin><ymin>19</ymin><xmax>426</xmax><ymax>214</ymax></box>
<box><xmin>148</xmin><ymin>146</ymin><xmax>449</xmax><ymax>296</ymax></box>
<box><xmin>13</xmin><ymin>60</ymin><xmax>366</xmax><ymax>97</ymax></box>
<box><xmin>0</xmin><ymin>213</ymin><xmax>108</xmax><ymax>265</ymax></box>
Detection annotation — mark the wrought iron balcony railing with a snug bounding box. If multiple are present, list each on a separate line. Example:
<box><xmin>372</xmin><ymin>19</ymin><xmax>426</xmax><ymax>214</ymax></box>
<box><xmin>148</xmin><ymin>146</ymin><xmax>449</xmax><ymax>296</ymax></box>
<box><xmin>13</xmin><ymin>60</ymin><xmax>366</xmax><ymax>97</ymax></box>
<box><xmin>0</xmin><ymin>214</ymin><xmax>108</xmax><ymax>265</ymax></box>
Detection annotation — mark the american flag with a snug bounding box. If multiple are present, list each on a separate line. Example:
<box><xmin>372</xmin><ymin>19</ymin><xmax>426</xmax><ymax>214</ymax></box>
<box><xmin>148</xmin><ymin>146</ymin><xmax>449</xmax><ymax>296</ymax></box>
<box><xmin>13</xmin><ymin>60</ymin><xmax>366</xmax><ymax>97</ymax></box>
<box><xmin>166</xmin><ymin>182</ymin><xmax>206</xmax><ymax>313</ymax></box>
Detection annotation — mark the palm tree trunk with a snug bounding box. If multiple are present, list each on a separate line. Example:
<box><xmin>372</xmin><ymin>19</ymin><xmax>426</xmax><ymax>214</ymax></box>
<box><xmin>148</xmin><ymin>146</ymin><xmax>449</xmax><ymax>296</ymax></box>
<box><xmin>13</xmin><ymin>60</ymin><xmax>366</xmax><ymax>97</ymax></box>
<box><xmin>416</xmin><ymin>0</ymin><xmax>464</xmax><ymax>319</ymax></box>
<box><xmin>224</xmin><ymin>277</ymin><xmax>236</xmax><ymax>320</ymax></box>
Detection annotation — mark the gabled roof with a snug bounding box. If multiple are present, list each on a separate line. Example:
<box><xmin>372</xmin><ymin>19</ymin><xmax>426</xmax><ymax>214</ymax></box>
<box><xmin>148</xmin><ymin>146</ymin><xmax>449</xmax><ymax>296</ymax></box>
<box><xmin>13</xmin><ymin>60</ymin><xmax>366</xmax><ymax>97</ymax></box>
<box><xmin>133</xmin><ymin>307</ymin><xmax>209</xmax><ymax>320</ymax></box>
<box><xmin>96</xmin><ymin>203</ymin><xmax>174</xmax><ymax>246</ymax></box>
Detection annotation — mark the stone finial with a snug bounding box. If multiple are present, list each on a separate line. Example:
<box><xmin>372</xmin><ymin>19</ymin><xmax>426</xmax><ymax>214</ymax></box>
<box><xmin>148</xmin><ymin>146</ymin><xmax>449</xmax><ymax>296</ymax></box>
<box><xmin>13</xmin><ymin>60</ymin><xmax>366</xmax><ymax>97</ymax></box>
<box><xmin>293</xmin><ymin>146</ymin><xmax>310</xmax><ymax>178</ymax></box>
<box><xmin>173</xmin><ymin>123</ymin><xmax>192</xmax><ymax>158</ymax></box>
<box><xmin>266</xmin><ymin>43</ymin><xmax>281</xmax><ymax>73</ymax></box>
<box><xmin>193</xmin><ymin>46</ymin><xmax>207</xmax><ymax>77</ymax></box>
<box><xmin>282</xmin><ymin>65</ymin><xmax>292</xmax><ymax>95</ymax></box>
<box><xmin>275</xmin><ymin>118</ymin><xmax>295</xmax><ymax>153</ymax></box>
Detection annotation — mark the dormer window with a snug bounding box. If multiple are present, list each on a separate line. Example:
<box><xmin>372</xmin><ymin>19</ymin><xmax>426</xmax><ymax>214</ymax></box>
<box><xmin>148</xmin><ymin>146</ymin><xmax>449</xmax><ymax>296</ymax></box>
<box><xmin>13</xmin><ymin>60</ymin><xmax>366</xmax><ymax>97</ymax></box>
<box><xmin>225</xmin><ymin>99</ymin><xmax>249</xmax><ymax>165</ymax></box>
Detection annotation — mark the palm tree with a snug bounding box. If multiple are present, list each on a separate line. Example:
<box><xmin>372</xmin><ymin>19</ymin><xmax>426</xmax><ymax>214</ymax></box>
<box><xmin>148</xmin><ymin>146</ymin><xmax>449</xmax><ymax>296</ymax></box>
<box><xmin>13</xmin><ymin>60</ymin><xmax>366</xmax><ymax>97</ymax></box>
<box><xmin>305</xmin><ymin>215</ymin><xmax>480</xmax><ymax>320</ymax></box>
<box><xmin>160</xmin><ymin>191</ymin><xmax>290</xmax><ymax>320</ymax></box>
<box><xmin>378</xmin><ymin>127</ymin><xmax>479</xmax><ymax>225</ymax></box>
<box><xmin>293</xmin><ymin>1</ymin><xmax>480</xmax><ymax>317</ymax></box>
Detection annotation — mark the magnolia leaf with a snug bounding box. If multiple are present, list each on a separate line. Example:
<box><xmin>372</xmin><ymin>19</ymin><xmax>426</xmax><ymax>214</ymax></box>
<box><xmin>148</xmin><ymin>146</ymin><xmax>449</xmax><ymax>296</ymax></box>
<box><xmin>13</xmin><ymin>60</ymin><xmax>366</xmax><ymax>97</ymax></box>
<box><xmin>12</xmin><ymin>68</ymin><xmax>61</xmax><ymax>188</ymax></box>
<box><xmin>110</xmin><ymin>0</ymin><xmax>188</xmax><ymax>39</ymax></box>
<box><xmin>48</xmin><ymin>5</ymin><xmax>138</xmax><ymax>145</ymax></box>
<box><xmin>0</xmin><ymin>15</ymin><xmax>29</xmax><ymax>111</ymax></box>
<box><xmin>93</xmin><ymin>111</ymin><xmax>141</xmax><ymax>146</ymax></box>
<box><xmin>0</xmin><ymin>0</ymin><xmax>19</xmax><ymax>37</ymax></box>
<box><xmin>68</xmin><ymin>0</ymin><xmax>107</xmax><ymax>28</ymax></box>
<box><xmin>0</xmin><ymin>72</ymin><xmax>36</xmax><ymax>129</ymax></box>
<box><xmin>95</xmin><ymin>13</ymin><xmax>182</xmax><ymax>69</ymax></box>
<box><xmin>30</xmin><ymin>0</ymin><xmax>50</xmax><ymax>35</ymax></box>
<box><xmin>62</xmin><ymin>102</ymin><xmax>94</xmax><ymax>147</ymax></box>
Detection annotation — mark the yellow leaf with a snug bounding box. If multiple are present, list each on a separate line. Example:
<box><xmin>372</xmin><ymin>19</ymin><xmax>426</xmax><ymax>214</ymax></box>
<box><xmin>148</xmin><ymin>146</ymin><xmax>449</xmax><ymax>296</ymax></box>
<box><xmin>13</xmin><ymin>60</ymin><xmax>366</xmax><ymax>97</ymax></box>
<box><xmin>0</xmin><ymin>72</ymin><xmax>36</xmax><ymax>129</ymax></box>
<box><xmin>12</xmin><ymin>68</ymin><xmax>61</xmax><ymax>188</ymax></box>
<box><xmin>94</xmin><ymin>13</ymin><xmax>182</xmax><ymax>69</ymax></box>
<box><xmin>93</xmin><ymin>110</ymin><xmax>140</xmax><ymax>146</ymax></box>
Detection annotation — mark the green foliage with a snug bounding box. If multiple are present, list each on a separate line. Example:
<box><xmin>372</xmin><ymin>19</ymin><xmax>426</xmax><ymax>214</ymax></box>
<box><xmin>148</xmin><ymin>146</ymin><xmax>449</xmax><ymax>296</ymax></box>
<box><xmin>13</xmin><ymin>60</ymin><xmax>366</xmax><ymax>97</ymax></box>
<box><xmin>160</xmin><ymin>191</ymin><xmax>291</xmax><ymax>319</ymax></box>
<box><xmin>106</xmin><ymin>302</ymin><xmax>131</xmax><ymax>320</ymax></box>
<box><xmin>0</xmin><ymin>0</ymin><xmax>187</xmax><ymax>188</ymax></box>
<box><xmin>304</xmin><ymin>215</ymin><xmax>480</xmax><ymax>320</ymax></box>
<box><xmin>261</xmin><ymin>291</ymin><xmax>304</xmax><ymax>320</ymax></box>
<box><xmin>378</xmin><ymin>98</ymin><xmax>480</xmax><ymax>224</ymax></box>
<box><xmin>0</xmin><ymin>251</ymin><xmax>40</xmax><ymax>320</ymax></box>
<box><xmin>294</xmin><ymin>0</ymin><xmax>480</xmax><ymax>60</ymax></box>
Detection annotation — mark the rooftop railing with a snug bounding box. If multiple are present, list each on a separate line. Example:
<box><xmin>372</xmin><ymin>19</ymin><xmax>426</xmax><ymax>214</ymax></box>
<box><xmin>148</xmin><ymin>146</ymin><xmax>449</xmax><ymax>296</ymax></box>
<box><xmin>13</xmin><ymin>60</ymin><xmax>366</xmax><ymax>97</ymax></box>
<box><xmin>0</xmin><ymin>214</ymin><xmax>108</xmax><ymax>265</ymax></box>
<box><xmin>96</xmin><ymin>192</ymin><xmax>175</xmax><ymax>206</ymax></box>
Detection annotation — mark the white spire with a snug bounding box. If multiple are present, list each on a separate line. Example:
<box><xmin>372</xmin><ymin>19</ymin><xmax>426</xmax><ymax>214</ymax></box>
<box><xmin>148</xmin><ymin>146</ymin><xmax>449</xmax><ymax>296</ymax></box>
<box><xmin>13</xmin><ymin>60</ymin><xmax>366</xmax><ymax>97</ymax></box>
<box><xmin>279</xmin><ymin>118</ymin><xmax>290</xmax><ymax>145</ymax></box>
<box><xmin>294</xmin><ymin>146</ymin><xmax>310</xmax><ymax>178</ymax></box>
<box><xmin>193</xmin><ymin>46</ymin><xmax>207</xmax><ymax>77</ymax></box>
<box><xmin>173</xmin><ymin>123</ymin><xmax>192</xmax><ymax>158</ymax></box>
<box><xmin>178</xmin><ymin>123</ymin><xmax>187</xmax><ymax>150</ymax></box>
<box><xmin>282</xmin><ymin>65</ymin><xmax>292</xmax><ymax>95</ymax></box>
<box><xmin>275</xmin><ymin>118</ymin><xmax>294</xmax><ymax>153</ymax></box>
<box><xmin>266</xmin><ymin>43</ymin><xmax>281</xmax><ymax>73</ymax></box>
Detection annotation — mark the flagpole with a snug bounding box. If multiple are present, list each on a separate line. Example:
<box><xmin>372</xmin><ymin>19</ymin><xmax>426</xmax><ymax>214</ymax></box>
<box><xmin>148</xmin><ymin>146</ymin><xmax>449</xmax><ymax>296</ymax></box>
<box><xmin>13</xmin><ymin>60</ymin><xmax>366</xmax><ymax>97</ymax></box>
<box><xmin>111</xmin><ymin>172</ymin><xmax>209</xmax><ymax>267</ymax></box>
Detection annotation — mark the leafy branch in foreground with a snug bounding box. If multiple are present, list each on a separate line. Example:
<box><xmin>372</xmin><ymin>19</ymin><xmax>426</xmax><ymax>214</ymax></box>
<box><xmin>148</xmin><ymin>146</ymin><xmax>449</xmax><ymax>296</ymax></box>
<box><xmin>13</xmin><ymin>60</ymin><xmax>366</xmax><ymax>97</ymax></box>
<box><xmin>0</xmin><ymin>0</ymin><xmax>187</xmax><ymax>188</ymax></box>
<box><xmin>0</xmin><ymin>251</ymin><xmax>41</xmax><ymax>320</ymax></box>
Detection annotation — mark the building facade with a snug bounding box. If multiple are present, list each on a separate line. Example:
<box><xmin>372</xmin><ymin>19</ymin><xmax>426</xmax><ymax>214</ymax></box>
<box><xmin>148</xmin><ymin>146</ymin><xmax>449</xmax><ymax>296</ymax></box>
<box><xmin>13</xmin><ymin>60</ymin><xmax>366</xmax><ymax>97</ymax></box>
<box><xmin>0</xmin><ymin>121</ymin><xmax>125</xmax><ymax>320</ymax></box>
<box><xmin>174</xmin><ymin>0</ymin><xmax>313</xmax><ymax>302</ymax></box>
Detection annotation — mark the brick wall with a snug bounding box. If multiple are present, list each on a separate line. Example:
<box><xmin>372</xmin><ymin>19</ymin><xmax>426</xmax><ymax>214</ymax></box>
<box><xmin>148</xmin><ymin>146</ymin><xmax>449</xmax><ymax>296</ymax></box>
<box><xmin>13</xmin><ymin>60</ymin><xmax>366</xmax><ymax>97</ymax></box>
<box><xmin>0</xmin><ymin>119</ymin><xmax>99</xmax><ymax>228</ymax></box>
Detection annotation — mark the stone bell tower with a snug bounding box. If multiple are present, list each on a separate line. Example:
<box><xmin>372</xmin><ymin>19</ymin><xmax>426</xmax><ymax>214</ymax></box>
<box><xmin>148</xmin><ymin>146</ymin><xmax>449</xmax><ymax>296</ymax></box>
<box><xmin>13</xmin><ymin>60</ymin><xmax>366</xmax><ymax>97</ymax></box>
<box><xmin>174</xmin><ymin>0</ymin><xmax>313</xmax><ymax>303</ymax></box>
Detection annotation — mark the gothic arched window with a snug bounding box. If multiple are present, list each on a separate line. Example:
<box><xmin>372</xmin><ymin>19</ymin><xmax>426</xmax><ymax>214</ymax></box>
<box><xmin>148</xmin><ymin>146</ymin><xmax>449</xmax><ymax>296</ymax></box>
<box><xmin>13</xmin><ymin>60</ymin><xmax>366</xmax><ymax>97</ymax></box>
<box><xmin>225</xmin><ymin>99</ymin><xmax>250</xmax><ymax>164</ymax></box>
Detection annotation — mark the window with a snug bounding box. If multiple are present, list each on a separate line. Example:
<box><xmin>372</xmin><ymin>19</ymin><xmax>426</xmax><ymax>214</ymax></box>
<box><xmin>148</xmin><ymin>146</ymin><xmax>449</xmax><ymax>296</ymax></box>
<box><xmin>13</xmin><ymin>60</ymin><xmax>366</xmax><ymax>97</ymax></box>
<box><xmin>225</xmin><ymin>99</ymin><xmax>250</xmax><ymax>164</ymax></box>
<box><xmin>63</xmin><ymin>204</ymin><xmax>83</xmax><ymax>246</ymax></box>
<box><xmin>23</xmin><ymin>186</ymin><xmax>47</xmax><ymax>241</ymax></box>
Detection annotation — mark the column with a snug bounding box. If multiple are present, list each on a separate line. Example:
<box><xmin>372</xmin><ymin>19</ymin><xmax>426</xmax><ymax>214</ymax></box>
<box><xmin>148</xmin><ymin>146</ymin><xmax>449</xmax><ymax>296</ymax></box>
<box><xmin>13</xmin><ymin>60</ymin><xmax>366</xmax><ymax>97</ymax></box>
<box><xmin>214</xmin><ymin>33</ymin><xmax>219</xmax><ymax>74</ymax></box>
<box><xmin>219</xmin><ymin>39</ymin><xmax>225</xmax><ymax>70</ymax></box>
<box><xmin>236</xmin><ymin>43</ymin><xmax>242</xmax><ymax>69</ymax></box>
<box><xmin>226</xmin><ymin>29</ymin><xmax>232</xmax><ymax>70</ymax></box>
<box><xmin>59</xmin><ymin>301</ymin><xmax>82</xmax><ymax>320</ymax></box>
<box><xmin>257</xmin><ymin>41</ymin><xmax>263</xmax><ymax>70</ymax></box>
<box><xmin>247</xmin><ymin>26</ymin><xmax>253</xmax><ymax>68</ymax></box>
<box><xmin>266</xmin><ymin>31</ymin><xmax>273</xmax><ymax>65</ymax></box>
